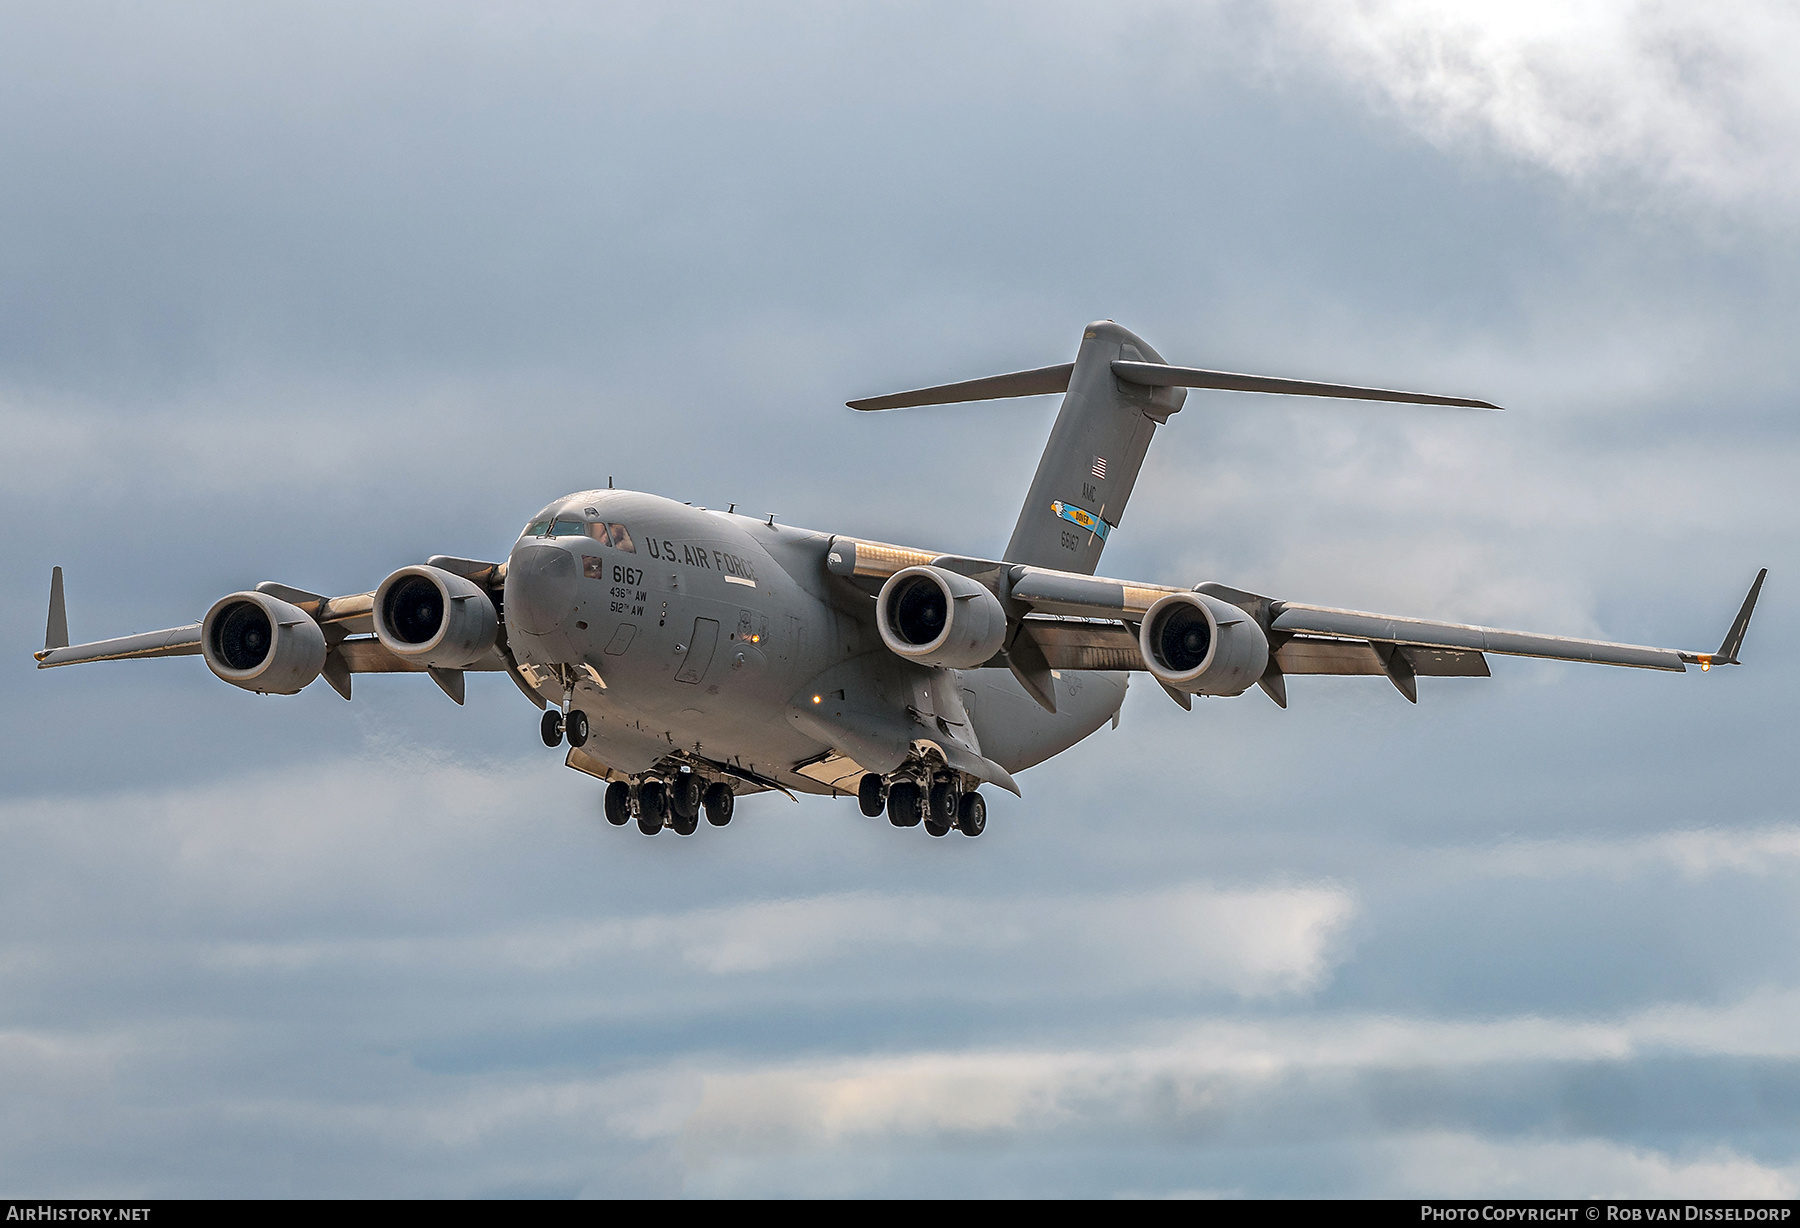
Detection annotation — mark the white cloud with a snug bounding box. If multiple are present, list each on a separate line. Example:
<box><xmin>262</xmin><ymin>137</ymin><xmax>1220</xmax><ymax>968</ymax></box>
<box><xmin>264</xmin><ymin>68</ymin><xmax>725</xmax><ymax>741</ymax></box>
<box><xmin>1381</xmin><ymin>1132</ymin><xmax>1800</xmax><ymax>1198</ymax></box>
<box><xmin>678</xmin><ymin>988</ymin><xmax>1800</xmax><ymax>1174</ymax></box>
<box><xmin>1266</xmin><ymin>0</ymin><xmax>1800</xmax><ymax>217</ymax></box>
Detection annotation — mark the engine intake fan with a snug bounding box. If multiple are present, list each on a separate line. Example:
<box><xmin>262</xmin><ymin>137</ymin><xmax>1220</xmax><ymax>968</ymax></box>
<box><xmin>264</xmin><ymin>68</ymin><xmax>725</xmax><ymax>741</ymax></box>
<box><xmin>1139</xmin><ymin>591</ymin><xmax>1269</xmax><ymax>697</ymax></box>
<box><xmin>202</xmin><ymin>592</ymin><xmax>327</xmax><ymax>694</ymax></box>
<box><xmin>876</xmin><ymin>565</ymin><xmax>1007</xmax><ymax>669</ymax></box>
<box><xmin>373</xmin><ymin>565</ymin><xmax>498</xmax><ymax>668</ymax></box>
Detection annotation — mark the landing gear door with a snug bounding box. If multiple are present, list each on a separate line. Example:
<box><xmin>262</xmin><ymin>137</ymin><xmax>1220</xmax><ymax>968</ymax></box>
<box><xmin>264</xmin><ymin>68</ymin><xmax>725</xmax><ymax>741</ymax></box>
<box><xmin>675</xmin><ymin>617</ymin><xmax>720</xmax><ymax>684</ymax></box>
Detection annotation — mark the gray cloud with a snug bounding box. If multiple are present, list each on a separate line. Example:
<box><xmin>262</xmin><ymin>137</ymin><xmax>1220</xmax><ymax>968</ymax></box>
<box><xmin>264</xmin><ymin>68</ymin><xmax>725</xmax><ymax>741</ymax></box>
<box><xmin>2</xmin><ymin>0</ymin><xmax>1797</xmax><ymax>1198</ymax></box>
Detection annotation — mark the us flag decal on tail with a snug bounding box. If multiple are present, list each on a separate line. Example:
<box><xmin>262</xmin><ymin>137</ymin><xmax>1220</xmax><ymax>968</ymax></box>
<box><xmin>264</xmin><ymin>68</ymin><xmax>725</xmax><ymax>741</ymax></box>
<box><xmin>1092</xmin><ymin>457</ymin><xmax>1107</xmax><ymax>479</ymax></box>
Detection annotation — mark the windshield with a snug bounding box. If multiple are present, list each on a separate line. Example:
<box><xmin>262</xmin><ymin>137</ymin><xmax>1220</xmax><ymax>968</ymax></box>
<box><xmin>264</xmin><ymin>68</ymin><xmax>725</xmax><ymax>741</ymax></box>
<box><xmin>522</xmin><ymin>519</ymin><xmax>635</xmax><ymax>553</ymax></box>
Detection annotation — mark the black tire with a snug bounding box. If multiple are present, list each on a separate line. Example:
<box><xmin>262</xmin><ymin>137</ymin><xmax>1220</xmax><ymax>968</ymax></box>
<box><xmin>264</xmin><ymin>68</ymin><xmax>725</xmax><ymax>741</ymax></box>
<box><xmin>670</xmin><ymin>773</ymin><xmax>702</xmax><ymax>822</ymax></box>
<box><xmin>603</xmin><ymin>781</ymin><xmax>631</xmax><ymax>826</ymax></box>
<box><xmin>540</xmin><ymin>709</ymin><xmax>564</xmax><ymax>747</ymax></box>
<box><xmin>565</xmin><ymin>708</ymin><xmax>589</xmax><ymax>748</ymax></box>
<box><xmin>887</xmin><ymin>782</ymin><xmax>922</xmax><ymax>828</ymax></box>
<box><xmin>956</xmin><ymin>791</ymin><xmax>986</xmax><ymax>837</ymax></box>
<box><xmin>924</xmin><ymin>815</ymin><xmax>950</xmax><ymax>837</ymax></box>
<box><xmin>928</xmin><ymin>779</ymin><xmax>959</xmax><ymax>825</ymax></box>
<box><xmin>703</xmin><ymin>782</ymin><xmax>735</xmax><ymax>826</ymax></box>
<box><xmin>857</xmin><ymin>773</ymin><xmax>887</xmax><ymax>817</ymax></box>
<box><xmin>637</xmin><ymin>781</ymin><xmax>668</xmax><ymax>835</ymax></box>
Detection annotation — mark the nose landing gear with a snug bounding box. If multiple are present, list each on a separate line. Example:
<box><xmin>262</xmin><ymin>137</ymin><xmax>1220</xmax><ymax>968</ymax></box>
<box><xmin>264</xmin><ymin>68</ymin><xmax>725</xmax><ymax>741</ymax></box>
<box><xmin>540</xmin><ymin>709</ymin><xmax>564</xmax><ymax>747</ymax></box>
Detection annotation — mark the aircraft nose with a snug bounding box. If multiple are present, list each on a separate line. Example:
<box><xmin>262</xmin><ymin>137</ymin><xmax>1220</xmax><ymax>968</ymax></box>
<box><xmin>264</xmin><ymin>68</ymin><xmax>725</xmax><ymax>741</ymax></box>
<box><xmin>505</xmin><ymin>544</ymin><xmax>577</xmax><ymax>635</ymax></box>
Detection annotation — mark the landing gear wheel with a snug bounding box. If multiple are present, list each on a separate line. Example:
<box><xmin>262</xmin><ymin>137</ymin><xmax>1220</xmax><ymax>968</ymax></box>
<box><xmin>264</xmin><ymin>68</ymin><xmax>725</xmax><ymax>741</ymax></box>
<box><xmin>565</xmin><ymin>708</ymin><xmax>589</xmax><ymax>748</ymax></box>
<box><xmin>924</xmin><ymin>814</ymin><xmax>951</xmax><ymax>837</ymax></box>
<box><xmin>887</xmin><ymin>782</ymin><xmax>922</xmax><ymax>828</ymax></box>
<box><xmin>955</xmin><ymin>791</ymin><xmax>986</xmax><ymax>837</ymax></box>
<box><xmin>928</xmin><ymin>779</ymin><xmax>960</xmax><ymax>826</ymax></box>
<box><xmin>703</xmin><ymin>782</ymin><xmax>735</xmax><ymax>826</ymax></box>
<box><xmin>669</xmin><ymin>774</ymin><xmax>700</xmax><ymax>836</ymax></box>
<box><xmin>636</xmin><ymin>781</ymin><xmax>668</xmax><ymax>835</ymax></box>
<box><xmin>857</xmin><ymin>773</ymin><xmax>887</xmax><ymax>818</ymax></box>
<box><xmin>670</xmin><ymin>773</ymin><xmax>702</xmax><ymax>824</ymax></box>
<box><xmin>540</xmin><ymin>710</ymin><xmax>564</xmax><ymax>747</ymax></box>
<box><xmin>603</xmin><ymin>780</ymin><xmax>631</xmax><ymax>826</ymax></box>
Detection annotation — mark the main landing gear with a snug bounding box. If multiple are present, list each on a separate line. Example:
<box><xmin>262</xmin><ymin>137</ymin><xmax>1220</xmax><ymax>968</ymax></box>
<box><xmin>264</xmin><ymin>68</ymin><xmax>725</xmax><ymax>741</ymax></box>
<box><xmin>603</xmin><ymin>771</ymin><xmax>736</xmax><ymax>836</ymax></box>
<box><xmin>863</xmin><ymin>772</ymin><xmax>985</xmax><ymax>838</ymax></box>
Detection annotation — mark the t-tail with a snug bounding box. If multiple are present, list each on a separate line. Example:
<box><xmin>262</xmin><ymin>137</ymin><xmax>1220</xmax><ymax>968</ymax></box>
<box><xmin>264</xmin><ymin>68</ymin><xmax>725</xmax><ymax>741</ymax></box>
<box><xmin>848</xmin><ymin>320</ymin><xmax>1500</xmax><ymax>574</ymax></box>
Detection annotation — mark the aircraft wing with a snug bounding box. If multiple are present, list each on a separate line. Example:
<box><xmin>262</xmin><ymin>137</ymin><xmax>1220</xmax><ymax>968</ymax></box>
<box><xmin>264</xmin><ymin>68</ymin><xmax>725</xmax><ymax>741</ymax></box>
<box><xmin>1002</xmin><ymin>567</ymin><xmax>1764</xmax><ymax>706</ymax></box>
<box><xmin>825</xmin><ymin>539</ymin><xmax>1764</xmax><ymax>705</ymax></box>
<box><xmin>34</xmin><ymin>559</ymin><xmax>519</xmax><ymax>703</ymax></box>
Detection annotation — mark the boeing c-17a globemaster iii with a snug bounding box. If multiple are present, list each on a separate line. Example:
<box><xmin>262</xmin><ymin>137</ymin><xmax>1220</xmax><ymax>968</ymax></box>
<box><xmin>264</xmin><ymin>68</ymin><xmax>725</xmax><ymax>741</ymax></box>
<box><xmin>35</xmin><ymin>321</ymin><xmax>1766</xmax><ymax>839</ymax></box>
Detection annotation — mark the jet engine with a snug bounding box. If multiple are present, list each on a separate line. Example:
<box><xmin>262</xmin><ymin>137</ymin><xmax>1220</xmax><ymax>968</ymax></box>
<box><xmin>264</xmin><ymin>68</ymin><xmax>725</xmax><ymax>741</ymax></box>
<box><xmin>201</xmin><ymin>592</ymin><xmax>328</xmax><ymax>694</ymax></box>
<box><xmin>373</xmin><ymin>565</ymin><xmax>499</xmax><ymax>668</ymax></box>
<box><xmin>1138</xmin><ymin>591</ymin><xmax>1269</xmax><ymax>697</ymax></box>
<box><xmin>877</xmin><ymin>565</ymin><xmax>1007</xmax><ymax>669</ymax></box>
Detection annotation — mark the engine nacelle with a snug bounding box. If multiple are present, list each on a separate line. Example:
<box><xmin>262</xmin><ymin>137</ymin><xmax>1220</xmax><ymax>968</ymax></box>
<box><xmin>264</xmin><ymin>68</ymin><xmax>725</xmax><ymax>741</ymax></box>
<box><xmin>202</xmin><ymin>592</ymin><xmax>328</xmax><ymax>695</ymax></box>
<box><xmin>373</xmin><ymin>565</ymin><xmax>499</xmax><ymax>668</ymax></box>
<box><xmin>877</xmin><ymin>565</ymin><xmax>1008</xmax><ymax>669</ymax></box>
<box><xmin>1138</xmin><ymin>591</ymin><xmax>1270</xmax><ymax>697</ymax></box>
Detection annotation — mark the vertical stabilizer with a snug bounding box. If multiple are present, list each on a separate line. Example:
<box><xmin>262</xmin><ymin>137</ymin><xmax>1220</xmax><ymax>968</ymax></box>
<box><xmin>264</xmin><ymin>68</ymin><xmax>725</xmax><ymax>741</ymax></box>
<box><xmin>1002</xmin><ymin>322</ymin><xmax>1184</xmax><ymax>574</ymax></box>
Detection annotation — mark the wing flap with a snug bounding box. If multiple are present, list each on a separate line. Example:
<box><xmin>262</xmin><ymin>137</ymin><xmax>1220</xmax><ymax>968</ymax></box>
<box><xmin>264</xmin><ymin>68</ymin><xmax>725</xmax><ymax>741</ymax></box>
<box><xmin>1017</xmin><ymin>619</ymin><xmax>1493</xmax><ymax>678</ymax></box>
<box><xmin>1273</xmin><ymin>635</ymin><xmax>1490</xmax><ymax>677</ymax></box>
<box><xmin>1272</xmin><ymin>604</ymin><xmax>1685</xmax><ymax>671</ymax></box>
<box><xmin>36</xmin><ymin>625</ymin><xmax>203</xmax><ymax>668</ymax></box>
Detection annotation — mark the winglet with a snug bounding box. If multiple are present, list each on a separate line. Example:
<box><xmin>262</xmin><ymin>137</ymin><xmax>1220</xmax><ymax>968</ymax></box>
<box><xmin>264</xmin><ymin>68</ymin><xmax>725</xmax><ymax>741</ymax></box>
<box><xmin>1715</xmin><ymin>568</ymin><xmax>1766</xmax><ymax>665</ymax></box>
<box><xmin>1684</xmin><ymin>568</ymin><xmax>1766</xmax><ymax>670</ymax></box>
<box><xmin>42</xmin><ymin>567</ymin><xmax>68</xmax><ymax>656</ymax></box>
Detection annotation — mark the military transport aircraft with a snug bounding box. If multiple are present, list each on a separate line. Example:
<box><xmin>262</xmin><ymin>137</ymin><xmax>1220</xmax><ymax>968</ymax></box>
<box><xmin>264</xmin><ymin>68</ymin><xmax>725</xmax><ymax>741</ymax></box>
<box><xmin>35</xmin><ymin>321</ymin><xmax>1765</xmax><ymax>839</ymax></box>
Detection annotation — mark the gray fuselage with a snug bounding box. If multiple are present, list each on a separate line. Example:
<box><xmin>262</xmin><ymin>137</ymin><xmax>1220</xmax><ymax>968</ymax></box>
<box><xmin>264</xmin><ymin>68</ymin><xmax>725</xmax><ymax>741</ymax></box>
<box><xmin>502</xmin><ymin>489</ymin><xmax>1126</xmax><ymax>798</ymax></box>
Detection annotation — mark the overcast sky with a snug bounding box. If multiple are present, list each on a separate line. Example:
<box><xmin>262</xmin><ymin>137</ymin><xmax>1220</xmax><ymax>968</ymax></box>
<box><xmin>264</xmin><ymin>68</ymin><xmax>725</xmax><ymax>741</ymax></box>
<box><xmin>3</xmin><ymin>0</ymin><xmax>1798</xmax><ymax>1198</ymax></box>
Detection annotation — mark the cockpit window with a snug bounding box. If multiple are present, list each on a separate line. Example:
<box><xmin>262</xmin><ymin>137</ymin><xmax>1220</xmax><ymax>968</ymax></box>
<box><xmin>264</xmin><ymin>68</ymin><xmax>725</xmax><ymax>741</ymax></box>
<box><xmin>581</xmin><ymin>522</ymin><xmax>636</xmax><ymax>553</ymax></box>
<box><xmin>524</xmin><ymin>517</ymin><xmax>633</xmax><ymax>550</ymax></box>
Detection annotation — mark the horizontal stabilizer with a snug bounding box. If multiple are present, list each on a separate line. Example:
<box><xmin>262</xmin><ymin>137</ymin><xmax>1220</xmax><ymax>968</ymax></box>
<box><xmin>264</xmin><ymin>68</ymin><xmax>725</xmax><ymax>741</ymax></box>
<box><xmin>847</xmin><ymin>363</ymin><xmax>1073</xmax><ymax>411</ymax></box>
<box><xmin>1111</xmin><ymin>361</ymin><xmax>1501</xmax><ymax>411</ymax></box>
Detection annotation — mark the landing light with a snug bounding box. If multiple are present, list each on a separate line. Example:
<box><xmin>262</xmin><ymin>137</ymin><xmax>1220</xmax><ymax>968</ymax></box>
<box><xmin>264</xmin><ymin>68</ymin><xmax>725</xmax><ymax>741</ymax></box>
<box><xmin>812</xmin><ymin>695</ymin><xmax>822</xmax><ymax>704</ymax></box>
